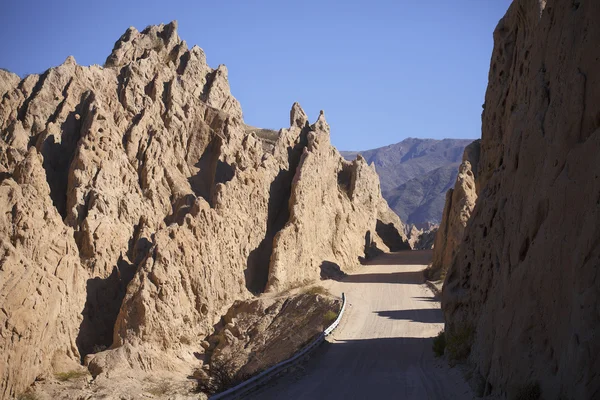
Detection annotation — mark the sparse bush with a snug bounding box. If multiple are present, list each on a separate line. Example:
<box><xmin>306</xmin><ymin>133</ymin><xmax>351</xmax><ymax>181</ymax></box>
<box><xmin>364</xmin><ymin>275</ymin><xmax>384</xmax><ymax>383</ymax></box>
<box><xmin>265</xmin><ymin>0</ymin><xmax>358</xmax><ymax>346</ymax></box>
<box><xmin>195</xmin><ymin>357</ymin><xmax>244</xmax><ymax>395</ymax></box>
<box><xmin>446</xmin><ymin>325</ymin><xmax>474</xmax><ymax>361</ymax></box>
<box><xmin>180</xmin><ymin>335</ymin><xmax>192</xmax><ymax>345</ymax></box>
<box><xmin>148</xmin><ymin>381</ymin><xmax>172</xmax><ymax>396</ymax></box>
<box><xmin>432</xmin><ymin>330</ymin><xmax>446</xmax><ymax>357</ymax></box>
<box><xmin>55</xmin><ymin>369</ymin><xmax>89</xmax><ymax>382</ymax></box>
<box><xmin>511</xmin><ymin>382</ymin><xmax>541</xmax><ymax>400</ymax></box>
<box><xmin>17</xmin><ymin>392</ymin><xmax>38</xmax><ymax>400</ymax></box>
<box><xmin>439</xmin><ymin>267</ymin><xmax>448</xmax><ymax>282</ymax></box>
<box><xmin>302</xmin><ymin>286</ymin><xmax>331</xmax><ymax>296</ymax></box>
<box><xmin>277</xmin><ymin>279</ymin><xmax>312</xmax><ymax>296</ymax></box>
<box><xmin>92</xmin><ymin>344</ymin><xmax>107</xmax><ymax>353</ymax></box>
<box><xmin>323</xmin><ymin>310</ymin><xmax>338</xmax><ymax>324</ymax></box>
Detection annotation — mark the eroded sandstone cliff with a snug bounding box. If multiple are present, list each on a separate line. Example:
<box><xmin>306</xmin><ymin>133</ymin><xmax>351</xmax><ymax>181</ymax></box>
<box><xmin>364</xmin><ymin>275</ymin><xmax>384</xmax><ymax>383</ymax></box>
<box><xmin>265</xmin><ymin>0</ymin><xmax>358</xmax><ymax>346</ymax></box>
<box><xmin>442</xmin><ymin>1</ymin><xmax>600</xmax><ymax>398</ymax></box>
<box><xmin>428</xmin><ymin>140</ymin><xmax>479</xmax><ymax>280</ymax></box>
<box><xmin>0</xmin><ymin>22</ymin><xmax>407</xmax><ymax>398</ymax></box>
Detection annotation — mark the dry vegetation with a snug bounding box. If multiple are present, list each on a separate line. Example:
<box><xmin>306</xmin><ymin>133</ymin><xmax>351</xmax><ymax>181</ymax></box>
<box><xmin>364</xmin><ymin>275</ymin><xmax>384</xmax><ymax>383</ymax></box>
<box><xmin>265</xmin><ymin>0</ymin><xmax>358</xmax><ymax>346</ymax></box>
<box><xmin>54</xmin><ymin>370</ymin><xmax>89</xmax><ymax>382</ymax></box>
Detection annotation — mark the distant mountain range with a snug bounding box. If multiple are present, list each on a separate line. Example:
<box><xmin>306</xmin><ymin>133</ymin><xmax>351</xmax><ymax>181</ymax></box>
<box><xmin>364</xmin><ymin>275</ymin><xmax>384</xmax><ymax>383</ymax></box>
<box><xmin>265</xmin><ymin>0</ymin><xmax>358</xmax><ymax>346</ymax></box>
<box><xmin>341</xmin><ymin>138</ymin><xmax>476</xmax><ymax>227</ymax></box>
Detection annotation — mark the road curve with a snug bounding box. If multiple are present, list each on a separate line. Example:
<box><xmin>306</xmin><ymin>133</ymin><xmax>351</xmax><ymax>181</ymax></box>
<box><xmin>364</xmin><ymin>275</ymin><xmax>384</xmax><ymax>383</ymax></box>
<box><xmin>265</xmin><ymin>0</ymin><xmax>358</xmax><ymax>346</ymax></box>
<box><xmin>249</xmin><ymin>250</ymin><xmax>473</xmax><ymax>400</ymax></box>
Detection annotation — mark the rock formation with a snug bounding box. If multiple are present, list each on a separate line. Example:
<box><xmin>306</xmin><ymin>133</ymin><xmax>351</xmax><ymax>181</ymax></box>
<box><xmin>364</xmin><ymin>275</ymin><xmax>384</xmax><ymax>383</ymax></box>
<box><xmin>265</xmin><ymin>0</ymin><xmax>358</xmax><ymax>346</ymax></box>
<box><xmin>0</xmin><ymin>70</ymin><xmax>20</xmax><ymax>99</ymax></box>
<box><xmin>0</xmin><ymin>22</ymin><xmax>407</xmax><ymax>398</ymax></box>
<box><xmin>197</xmin><ymin>290</ymin><xmax>340</xmax><ymax>393</ymax></box>
<box><xmin>428</xmin><ymin>140</ymin><xmax>480</xmax><ymax>280</ymax></box>
<box><xmin>408</xmin><ymin>224</ymin><xmax>438</xmax><ymax>250</ymax></box>
<box><xmin>442</xmin><ymin>1</ymin><xmax>600</xmax><ymax>398</ymax></box>
<box><xmin>341</xmin><ymin>138</ymin><xmax>475</xmax><ymax>226</ymax></box>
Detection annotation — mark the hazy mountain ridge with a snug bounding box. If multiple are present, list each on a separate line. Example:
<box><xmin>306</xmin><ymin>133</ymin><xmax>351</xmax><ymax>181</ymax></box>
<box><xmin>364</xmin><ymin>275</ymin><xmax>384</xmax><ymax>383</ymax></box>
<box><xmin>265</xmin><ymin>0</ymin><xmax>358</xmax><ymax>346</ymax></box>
<box><xmin>341</xmin><ymin>138</ymin><xmax>475</xmax><ymax>226</ymax></box>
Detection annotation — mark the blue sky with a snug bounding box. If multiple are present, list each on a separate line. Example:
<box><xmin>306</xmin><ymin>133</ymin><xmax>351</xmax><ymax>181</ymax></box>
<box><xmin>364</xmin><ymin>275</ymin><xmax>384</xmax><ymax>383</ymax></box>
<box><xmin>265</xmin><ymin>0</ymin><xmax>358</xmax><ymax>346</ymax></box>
<box><xmin>0</xmin><ymin>0</ymin><xmax>510</xmax><ymax>151</ymax></box>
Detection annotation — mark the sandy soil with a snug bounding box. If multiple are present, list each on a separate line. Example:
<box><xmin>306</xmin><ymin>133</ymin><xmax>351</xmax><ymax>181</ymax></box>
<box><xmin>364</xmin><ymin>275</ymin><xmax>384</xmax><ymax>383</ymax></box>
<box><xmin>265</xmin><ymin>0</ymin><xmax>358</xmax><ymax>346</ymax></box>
<box><xmin>249</xmin><ymin>250</ymin><xmax>474</xmax><ymax>399</ymax></box>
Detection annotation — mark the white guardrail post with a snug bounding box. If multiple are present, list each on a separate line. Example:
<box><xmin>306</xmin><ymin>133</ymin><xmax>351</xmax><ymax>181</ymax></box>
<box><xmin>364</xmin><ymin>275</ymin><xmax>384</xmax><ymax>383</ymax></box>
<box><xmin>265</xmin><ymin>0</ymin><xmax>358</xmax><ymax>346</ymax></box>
<box><xmin>210</xmin><ymin>293</ymin><xmax>346</xmax><ymax>400</ymax></box>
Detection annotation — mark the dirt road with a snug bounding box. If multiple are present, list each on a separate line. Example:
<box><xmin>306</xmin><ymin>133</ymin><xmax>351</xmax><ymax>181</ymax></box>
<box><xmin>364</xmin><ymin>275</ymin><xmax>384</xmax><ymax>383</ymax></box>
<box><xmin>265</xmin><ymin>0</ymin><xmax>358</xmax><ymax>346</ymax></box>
<box><xmin>249</xmin><ymin>250</ymin><xmax>473</xmax><ymax>399</ymax></box>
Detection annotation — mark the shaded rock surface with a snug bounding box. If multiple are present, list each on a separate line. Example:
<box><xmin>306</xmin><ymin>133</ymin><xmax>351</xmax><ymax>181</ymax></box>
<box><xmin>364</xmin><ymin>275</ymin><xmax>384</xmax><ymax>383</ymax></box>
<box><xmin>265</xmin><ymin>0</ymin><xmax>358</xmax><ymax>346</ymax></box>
<box><xmin>198</xmin><ymin>290</ymin><xmax>340</xmax><ymax>394</ymax></box>
<box><xmin>342</xmin><ymin>138</ymin><xmax>475</xmax><ymax>226</ymax></box>
<box><xmin>0</xmin><ymin>22</ymin><xmax>407</xmax><ymax>398</ymax></box>
<box><xmin>428</xmin><ymin>140</ymin><xmax>480</xmax><ymax>280</ymax></box>
<box><xmin>442</xmin><ymin>1</ymin><xmax>600</xmax><ymax>399</ymax></box>
<box><xmin>408</xmin><ymin>224</ymin><xmax>438</xmax><ymax>250</ymax></box>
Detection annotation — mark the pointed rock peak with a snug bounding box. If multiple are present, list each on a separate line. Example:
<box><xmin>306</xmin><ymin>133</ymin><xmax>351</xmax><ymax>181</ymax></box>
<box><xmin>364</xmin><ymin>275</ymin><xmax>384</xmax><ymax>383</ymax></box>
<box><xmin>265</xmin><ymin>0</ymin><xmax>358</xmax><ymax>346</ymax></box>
<box><xmin>0</xmin><ymin>68</ymin><xmax>21</xmax><ymax>97</ymax></box>
<box><xmin>63</xmin><ymin>55</ymin><xmax>77</xmax><ymax>66</ymax></box>
<box><xmin>290</xmin><ymin>102</ymin><xmax>308</xmax><ymax>128</ymax></box>
<box><xmin>458</xmin><ymin>160</ymin><xmax>473</xmax><ymax>174</ymax></box>
<box><xmin>216</xmin><ymin>64</ymin><xmax>229</xmax><ymax>76</ymax></box>
<box><xmin>166</xmin><ymin>20</ymin><xmax>178</xmax><ymax>32</ymax></box>
<box><xmin>105</xmin><ymin>22</ymin><xmax>185</xmax><ymax>68</ymax></box>
<box><xmin>317</xmin><ymin>110</ymin><xmax>327</xmax><ymax>123</ymax></box>
<box><xmin>189</xmin><ymin>45</ymin><xmax>207</xmax><ymax>64</ymax></box>
<box><xmin>312</xmin><ymin>109</ymin><xmax>330</xmax><ymax>134</ymax></box>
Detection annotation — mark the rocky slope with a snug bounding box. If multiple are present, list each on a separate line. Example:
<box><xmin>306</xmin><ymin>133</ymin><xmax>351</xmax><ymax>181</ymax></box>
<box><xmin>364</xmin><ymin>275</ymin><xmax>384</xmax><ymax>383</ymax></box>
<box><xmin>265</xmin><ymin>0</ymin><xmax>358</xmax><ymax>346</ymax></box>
<box><xmin>0</xmin><ymin>22</ymin><xmax>407</xmax><ymax>399</ymax></box>
<box><xmin>441</xmin><ymin>1</ymin><xmax>600</xmax><ymax>398</ymax></box>
<box><xmin>197</xmin><ymin>289</ymin><xmax>340</xmax><ymax>393</ymax></box>
<box><xmin>342</xmin><ymin>138</ymin><xmax>475</xmax><ymax>227</ymax></box>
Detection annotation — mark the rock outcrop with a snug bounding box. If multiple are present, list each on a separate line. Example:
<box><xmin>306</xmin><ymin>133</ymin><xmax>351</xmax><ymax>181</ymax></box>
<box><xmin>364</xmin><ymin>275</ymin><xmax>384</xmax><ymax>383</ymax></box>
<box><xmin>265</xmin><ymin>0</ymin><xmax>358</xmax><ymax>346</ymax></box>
<box><xmin>198</xmin><ymin>290</ymin><xmax>340</xmax><ymax>393</ymax></box>
<box><xmin>442</xmin><ymin>1</ymin><xmax>600</xmax><ymax>398</ymax></box>
<box><xmin>0</xmin><ymin>22</ymin><xmax>407</xmax><ymax>398</ymax></box>
<box><xmin>0</xmin><ymin>70</ymin><xmax>20</xmax><ymax>99</ymax></box>
<box><xmin>408</xmin><ymin>224</ymin><xmax>437</xmax><ymax>250</ymax></box>
<box><xmin>428</xmin><ymin>140</ymin><xmax>480</xmax><ymax>280</ymax></box>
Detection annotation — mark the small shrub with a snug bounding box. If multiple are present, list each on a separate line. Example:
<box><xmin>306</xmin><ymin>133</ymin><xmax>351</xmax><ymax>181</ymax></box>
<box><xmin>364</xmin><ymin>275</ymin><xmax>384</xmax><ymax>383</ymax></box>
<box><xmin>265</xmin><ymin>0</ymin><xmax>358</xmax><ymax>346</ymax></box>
<box><xmin>432</xmin><ymin>330</ymin><xmax>446</xmax><ymax>357</ymax></box>
<box><xmin>55</xmin><ymin>369</ymin><xmax>89</xmax><ymax>382</ymax></box>
<box><xmin>277</xmin><ymin>279</ymin><xmax>312</xmax><ymax>296</ymax></box>
<box><xmin>511</xmin><ymin>382</ymin><xmax>541</xmax><ymax>400</ymax></box>
<box><xmin>446</xmin><ymin>325</ymin><xmax>474</xmax><ymax>361</ymax></box>
<box><xmin>195</xmin><ymin>358</ymin><xmax>239</xmax><ymax>395</ymax></box>
<box><xmin>17</xmin><ymin>392</ymin><xmax>38</xmax><ymax>400</ymax></box>
<box><xmin>92</xmin><ymin>344</ymin><xmax>107</xmax><ymax>353</ymax></box>
<box><xmin>423</xmin><ymin>264</ymin><xmax>446</xmax><ymax>282</ymax></box>
<box><xmin>323</xmin><ymin>310</ymin><xmax>338</xmax><ymax>324</ymax></box>
<box><xmin>148</xmin><ymin>381</ymin><xmax>172</xmax><ymax>396</ymax></box>
<box><xmin>302</xmin><ymin>286</ymin><xmax>331</xmax><ymax>296</ymax></box>
<box><xmin>439</xmin><ymin>267</ymin><xmax>448</xmax><ymax>282</ymax></box>
<box><xmin>180</xmin><ymin>335</ymin><xmax>192</xmax><ymax>345</ymax></box>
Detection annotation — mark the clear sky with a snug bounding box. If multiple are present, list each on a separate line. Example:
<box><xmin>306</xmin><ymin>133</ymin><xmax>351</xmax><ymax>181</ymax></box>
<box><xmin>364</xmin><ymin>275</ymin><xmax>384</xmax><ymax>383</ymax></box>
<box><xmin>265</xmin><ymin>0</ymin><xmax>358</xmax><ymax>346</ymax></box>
<box><xmin>0</xmin><ymin>0</ymin><xmax>510</xmax><ymax>151</ymax></box>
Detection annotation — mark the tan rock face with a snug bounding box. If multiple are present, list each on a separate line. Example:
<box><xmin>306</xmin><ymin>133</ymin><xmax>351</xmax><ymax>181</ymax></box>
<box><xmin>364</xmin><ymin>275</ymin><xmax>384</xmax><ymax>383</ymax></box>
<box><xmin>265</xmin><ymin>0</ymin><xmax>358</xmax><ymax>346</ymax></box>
<box><xmin>428</xmin><ymin>140</ymin><xmax>479</xmax><ymax>280</ymax></box>
<box><xmin>0</xmin><ymin>70</ymin><xmax>20</xmax><ymax>99</ymax></box>
<box><xmin>266</xmin><ymin>113</ymin><xmax>407</xmax><ymax>291</ymax></box>
<box><xmin>442</xmin><ymin>1</ymin><xmax>600</xmax><ymax>398</ymax></box>
<box><xmin>0</xmin><ymin>22</ymin><xmax>407</xmax><ymax>398</ymax></box>
<box><xmin>0</xmin><ymin>150</ymin><xmax>88</xmax><ymax>398</ymax></box>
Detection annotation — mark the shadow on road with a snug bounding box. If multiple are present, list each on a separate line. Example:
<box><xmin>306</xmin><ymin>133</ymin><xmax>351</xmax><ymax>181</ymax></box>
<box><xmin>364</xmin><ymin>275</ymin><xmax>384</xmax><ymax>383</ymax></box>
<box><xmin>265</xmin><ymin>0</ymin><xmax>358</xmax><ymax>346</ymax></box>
<box><xmin>250</xmin><ymin>336</ymin><xmax>462</xmax><ymax>400</ymax></box>
<box><xmin>375</xmin><ymin>309</ymin><xmax>444</xmax><ymax>323</ymax></box>
<box><xmin>364</xmin><ymin>249</ymin><xmax>433</xmax><ymax>266</ymax></box>
<box><xmin>342</xmin><ymin>270</ymin><xmax>424</xmax><ymax>284</ymax></box>
<box><xmin>413</xmin><ymin>296</ymin><xmax>439</xmax><ymax>303</ymax></box>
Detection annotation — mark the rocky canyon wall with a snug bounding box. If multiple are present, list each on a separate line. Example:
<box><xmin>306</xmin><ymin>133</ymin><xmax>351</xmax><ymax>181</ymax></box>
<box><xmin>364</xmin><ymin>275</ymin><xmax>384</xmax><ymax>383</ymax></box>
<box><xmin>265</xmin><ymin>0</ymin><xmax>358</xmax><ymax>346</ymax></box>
<box><xmin>442</xmin><ymin>1</ymin><xmax>600</xmax><ymax>398</ymax></box>
<box><xmin>0</xmin><ymin>22</ymin><xmax>407</xmax><ymax>398</ymax></box>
